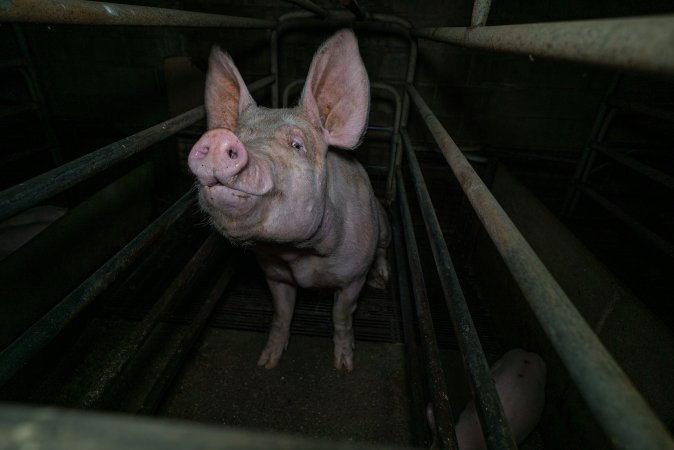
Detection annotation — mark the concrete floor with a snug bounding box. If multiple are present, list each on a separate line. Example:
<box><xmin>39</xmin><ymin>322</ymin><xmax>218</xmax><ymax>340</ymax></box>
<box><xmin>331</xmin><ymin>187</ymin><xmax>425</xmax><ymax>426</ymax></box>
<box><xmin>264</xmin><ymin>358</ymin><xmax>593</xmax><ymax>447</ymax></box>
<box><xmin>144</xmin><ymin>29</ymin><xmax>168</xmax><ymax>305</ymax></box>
<box><xmin>160</xmin><ymin>328</ymin><xmax>415</xmax><ymax>447</ymax></box>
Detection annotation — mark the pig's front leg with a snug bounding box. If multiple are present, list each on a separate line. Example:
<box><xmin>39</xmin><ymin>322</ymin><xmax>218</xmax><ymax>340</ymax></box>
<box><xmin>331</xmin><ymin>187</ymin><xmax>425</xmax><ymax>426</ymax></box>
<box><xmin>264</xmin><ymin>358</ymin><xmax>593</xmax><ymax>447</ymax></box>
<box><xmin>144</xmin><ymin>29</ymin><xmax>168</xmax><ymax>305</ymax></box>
<box><xmin>258</xmin><ymin>279</ymin><xmax>297</xmax><ymax>369</ymax></box>
<box><xmin>333</xmin><ymin>278</ymin><xmax>366</xmax><ymax>371</ymax></box>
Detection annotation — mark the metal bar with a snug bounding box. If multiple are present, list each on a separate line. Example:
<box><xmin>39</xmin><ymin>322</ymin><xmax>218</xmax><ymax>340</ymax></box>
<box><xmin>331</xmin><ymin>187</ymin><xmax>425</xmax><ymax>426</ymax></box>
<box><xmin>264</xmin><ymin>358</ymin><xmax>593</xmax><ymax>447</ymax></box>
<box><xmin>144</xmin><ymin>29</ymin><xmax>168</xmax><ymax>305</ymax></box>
<box><xmin>81</xmin><ymin>232</ymin><xmax>225</xmax><ymax>408</ymax></box>
<box><xmin>340</xmin><ymin>0</ymin><xmax>366</xmax><ymax>21</ymax></box>
<box><xmin>0</xmin><ymin>0</ymin><xmax>276</xmax><ymax>27</ymax></box>
<box><xmin>577</xmin><ymin>185</ymin><xmax>674</xmax><ymax>258</ymax></box>
<box><xmin>390</xmin><ymin>192</ymin><xmax>431</xmax><ymax>447</ymax></box>
<box><xmin>284</xmin><ymin>0</ymin><xmax>328</xmax><ymax>17</ymax></box>
<box><xmin>406</xmin><ymin>83</ymin><xmax>674</xmax><ymax>449</ymax></box>
<box><xmin>413</xmin><ymin>15</ymin><xmax>674</xmax><ymax>76</ymax></box>
<box><xmin>401</xmin><ymin>130</ymin><xmax>516</xmax><ymax>450</ymax></box>
<box><xmin>137</xmin><ymin>251</ymin><xmax>237</xmax><ymax>414</ymax></box>
<box><xmin>0</xmin><ymin>106</ymin><xmax>203</xmax><ymax>222</ymax></box>
<box><xmin>591</xmin><ymin>144</ymin><xmax>674</xmax><ymax>191</ymax></box>
<box><xmin>471</xmin><ymin>0</ymin><xmax>492</xmax><ymax>27</ymax></box>
<box><xmin>0</xmin><ymin>189</ymin><xmax>197</xmax><ymax>387</ymax></box>
<box><xmin>563</xmin><ymin>74</ymin><xmax>620</xmax><ymax>216</ymax></box>
<box><xmin>0</xmin><ymin>404</ymin><xmax>412</xmax><ymax>450</ymax></box>
<box><xmin>607</xmin><ymin>96</ymin><xmax>674</xmax><ymax>123</ymax></box>
<box><xmin>0</xmin><ymin>75</ymin><xmax>274</xmax><ymax>223</ymax></box>
<box><xmin>396</xmin><ymin>169</ymin><xmax>459</xmax><ymax>450</ymax></box>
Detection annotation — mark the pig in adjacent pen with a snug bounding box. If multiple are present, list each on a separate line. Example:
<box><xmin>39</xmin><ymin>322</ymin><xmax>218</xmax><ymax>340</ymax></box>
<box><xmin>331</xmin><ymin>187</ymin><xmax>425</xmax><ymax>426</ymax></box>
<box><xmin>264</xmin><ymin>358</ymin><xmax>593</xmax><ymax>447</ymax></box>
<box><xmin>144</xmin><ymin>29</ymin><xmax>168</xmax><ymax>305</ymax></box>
<box><xmin>188</xmin><ymin>30</ymin><xmax>390</xmax><ymax>371</ymax></box>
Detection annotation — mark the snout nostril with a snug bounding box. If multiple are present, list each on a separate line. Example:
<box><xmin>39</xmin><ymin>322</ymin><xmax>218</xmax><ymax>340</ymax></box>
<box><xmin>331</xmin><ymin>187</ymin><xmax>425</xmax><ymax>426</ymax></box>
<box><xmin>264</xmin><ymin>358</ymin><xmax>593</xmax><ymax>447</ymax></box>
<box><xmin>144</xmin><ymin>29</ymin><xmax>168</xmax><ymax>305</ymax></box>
<box><xmin>228</xmin><ymin>148</ymin><xmax>238</xmax><ymax>159</ymax></box>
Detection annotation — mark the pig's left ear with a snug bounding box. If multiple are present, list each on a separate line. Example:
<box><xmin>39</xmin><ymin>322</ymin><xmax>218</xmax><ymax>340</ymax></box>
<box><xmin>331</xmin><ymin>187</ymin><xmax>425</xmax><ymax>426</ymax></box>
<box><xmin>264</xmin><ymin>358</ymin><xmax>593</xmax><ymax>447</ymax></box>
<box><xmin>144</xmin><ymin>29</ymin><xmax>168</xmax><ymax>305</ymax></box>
<box><xmin>300</xmin><ymin>30</ymin><xmax>370</xmax><ymax>150</ymax></box>
<box><xmin>205</xmin><ymin>46</ymin><xmax>256</xmax><ymax>130</ymax></box>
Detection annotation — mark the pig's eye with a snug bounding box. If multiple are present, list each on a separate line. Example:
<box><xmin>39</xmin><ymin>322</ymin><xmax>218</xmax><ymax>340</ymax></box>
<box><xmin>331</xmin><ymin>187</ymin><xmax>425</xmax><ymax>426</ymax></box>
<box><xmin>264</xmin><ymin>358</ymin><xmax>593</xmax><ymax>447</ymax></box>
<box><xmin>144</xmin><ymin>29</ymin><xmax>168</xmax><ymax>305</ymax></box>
<box><xmin>290</xmin><ymin>137</ymin><xmax>305</xmax><ymax>153</ymax></box>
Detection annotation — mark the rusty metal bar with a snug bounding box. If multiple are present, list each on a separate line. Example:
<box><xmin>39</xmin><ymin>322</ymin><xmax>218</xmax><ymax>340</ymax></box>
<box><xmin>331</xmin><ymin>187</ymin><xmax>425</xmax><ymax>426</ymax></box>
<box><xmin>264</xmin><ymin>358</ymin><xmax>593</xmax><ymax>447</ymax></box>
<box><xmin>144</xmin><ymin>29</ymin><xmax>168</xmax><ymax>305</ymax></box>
<box><xmin>0</xmin><ymin>106</ymin><xmax>203</xmax><ymax>223</ymax></box>
<box><xmin>396</xmin><ymin>169</ymin><xmax>459</xmax><ymax>450</ymax></box>
<box><xmin>0</xmin><ymin>189</ymin><xmax>197</xmax><ymax>387</ymax></box>
<box><xmin>471</xmin><ymin>0</ymin><xmax>491</xmax><ymax>26</ymax></box>
<box><xmin>390</xmin><ymin>204</ymin><xmax>431</xmax><ymax>446</ymax></box>
<box><xmin>137</xmin><ymin>250</ymin><xmax>237</xmax><ymax>414</ymax></box>
<box><xmin>401</xmin><ymin>130</ymin><xmax>516</xmax><ymax>450</ymax></box>
<box><xmin>406</xmin><ymin>83</ymin><xmax>674</xmax><ymax>449</ymax></box>
<box><xmin>81</xmin><ymin>232</ymin><xmax>225</xmax><ymax>408</ymax></box>
<box><xmin>0</xmin><ymin>75</ymin><xmax>274</xmax><ymax>223</ymax></box>
<box><xmin>0</xmin><ymin>0</ymin><xmax>276</xmax><ymax>27</ymax></box>
<box><xmin>413</xmin><ymin>15</ymin><xmax>674</xmax><ymax>76</ymax></box>
<box><xmin>284</xmin><ymin>0</ymin><xmax>328</xmax><ymax>17</ymax></box>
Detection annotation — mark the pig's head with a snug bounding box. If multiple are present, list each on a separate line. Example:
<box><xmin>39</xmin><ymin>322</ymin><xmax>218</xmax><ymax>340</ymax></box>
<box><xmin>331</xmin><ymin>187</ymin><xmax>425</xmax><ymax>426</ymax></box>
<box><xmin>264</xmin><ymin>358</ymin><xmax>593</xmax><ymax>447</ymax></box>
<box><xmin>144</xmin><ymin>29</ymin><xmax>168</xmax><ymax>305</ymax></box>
<box><xmin>188</xmin><ymin>30</ymin><xmax>369</xmax><ymax>245</ymax></box>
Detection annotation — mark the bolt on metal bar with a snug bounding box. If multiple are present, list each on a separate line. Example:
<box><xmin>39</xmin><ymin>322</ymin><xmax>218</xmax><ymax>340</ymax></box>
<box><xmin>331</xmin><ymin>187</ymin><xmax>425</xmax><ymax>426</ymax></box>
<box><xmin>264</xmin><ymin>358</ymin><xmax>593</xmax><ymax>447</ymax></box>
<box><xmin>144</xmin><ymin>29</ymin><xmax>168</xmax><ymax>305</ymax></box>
<box><xmin>396</xmin><ymin>169</ymin><xmax>459</xmax><ymax>450</ymax></box>
<box><xmin>0</xmin><ymin>0</ymin><xmax>276</xmax><ymax>27</ymax></box>
<box><xmin>0</xmin><ymin>189</ymin><xmax>197</xmax><ymax>387</ymax></box>
<box><xmin>81</xmin><ymin>232</ymin><xmax>225</xmax><ymax>408</ymax></box>
<box><xmin>591</xmin><ymin>144</ymin><xmax>674</xmax><ymax>191</ymax></box>
<box><xmin>413</xmin><ymin>15</ymin><xmax>674</xmax><ymax>76</ymax></box>
<box><xmin>137</xmin><ymin>251</ymin><xmax>237</xmax><ymax>414</ymax></box>
<box><xmin>471</xmin><ymin>0</ymin><xmax>492</xmax><ymax>26</ymax></box>
<box><xmin>577</xmin><ymin>185</ymin><xmax>674</xmax><ymax>258</ymax></box>
<box><xmin>406</xmin><ymin>83</ymin><xmax>674</xmax><ymax>449</ymax></box>
<box><xmin>401</xmin><ymin>130</ymin><xmax>516</xmax><ymax>450</ymax></box>
<box><xmin>0</xmin><ymin>75</ymin><xmax>274</xmax><ymax>223</ymax></box>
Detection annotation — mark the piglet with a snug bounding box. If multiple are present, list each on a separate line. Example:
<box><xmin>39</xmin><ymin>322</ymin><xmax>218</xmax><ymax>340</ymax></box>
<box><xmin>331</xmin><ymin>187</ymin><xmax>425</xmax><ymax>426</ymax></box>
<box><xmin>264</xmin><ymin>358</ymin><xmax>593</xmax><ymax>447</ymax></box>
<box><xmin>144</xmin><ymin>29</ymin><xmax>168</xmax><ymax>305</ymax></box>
<box><xmin>455</xmin><ymin>349</ymin><xmax>547</xmax><ymax>449</ymax></box>
<box><xmin>188</xmin><ymin>30</ymin><xmax>390</xmax><ymax>371</ymax></box>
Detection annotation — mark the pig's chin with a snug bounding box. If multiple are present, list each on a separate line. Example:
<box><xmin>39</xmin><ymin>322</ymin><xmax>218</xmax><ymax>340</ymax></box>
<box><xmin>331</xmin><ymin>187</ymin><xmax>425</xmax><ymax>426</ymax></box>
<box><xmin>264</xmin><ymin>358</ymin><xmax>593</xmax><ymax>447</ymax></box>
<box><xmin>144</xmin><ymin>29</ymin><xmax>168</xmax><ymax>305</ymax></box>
<box><xmin>199</xmin><ymin>184</ymin><xmax>264</xmax><ymax>216</ymax></box>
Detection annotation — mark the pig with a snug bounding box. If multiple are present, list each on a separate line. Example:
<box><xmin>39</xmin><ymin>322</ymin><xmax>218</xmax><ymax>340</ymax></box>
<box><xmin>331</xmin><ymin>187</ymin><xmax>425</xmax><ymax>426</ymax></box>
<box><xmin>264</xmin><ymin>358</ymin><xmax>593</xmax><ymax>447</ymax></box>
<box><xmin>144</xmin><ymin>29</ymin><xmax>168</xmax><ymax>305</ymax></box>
<box><xmin>188</xmin><ymin>30</ymin><xmax>390</xmax><ymax>371</ymax></box>
<box><xmin>455</xmin><ymin>349</ymin><xmax>547</xmax><ymax>449</ymax></box>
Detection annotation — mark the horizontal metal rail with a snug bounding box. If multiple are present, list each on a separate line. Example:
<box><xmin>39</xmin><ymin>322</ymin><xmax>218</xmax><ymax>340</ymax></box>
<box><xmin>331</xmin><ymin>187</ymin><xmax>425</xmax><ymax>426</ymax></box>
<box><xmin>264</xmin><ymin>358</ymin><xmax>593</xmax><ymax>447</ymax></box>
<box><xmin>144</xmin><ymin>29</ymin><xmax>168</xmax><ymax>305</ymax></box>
<box><xmin>406</xmin><ymin>84</ymin><xmax>674</xmax><ymax>449</ymax></box>
<box><xmin>577</xmin><ymin>185</ymin><xmax>674</xmax><ymax>258</ymax></box>
<box><xmin>0</xmin><ymin>404</ymin><xmax>412</xmax><ymax>450</ymax></box>
<box><xmin>396</xmin><ymin>169</ymin><xmax>458</xmax><ymax>450</ymax></box>
<box><xmin>137</xmin><ymin>250</ymin><xmax>237</xmax><ymax>414</ymax></box>
<box><xmin>0</xmin><ymin>75</ymin><xmax>274</xmax><ymax>223</ymax></box>
<box><xmin>0</xmin><ymin>188</ymin><xmax>197</xmax><ymax>387</ymax></box>
<box><xmin>413</xmin><ymin>15</ymin><xmax>674</xmax><ymax>76</ymax></box>
<box><xmin>591</xmin><ymin>144</ymin><xmax>674</xmax><ymax>191</ymax></box>
<box><xmin>0</xmin><ymin>0</ymin><xmax>276</xmax><ymax>27</ymax></box>
<box><xmin>401</xmin><ymin>130</ymin><xmax>516</xmax><ymax>450</ymax></box>
<box><xmin>608</xmin><ymin>96</ymin><xmax>674</xmax><ymax>123</ymax></box>
<box><xmin>82</xmin><ymin>232</ymin><xmax>225</xmax><ymax>408</ymax></box>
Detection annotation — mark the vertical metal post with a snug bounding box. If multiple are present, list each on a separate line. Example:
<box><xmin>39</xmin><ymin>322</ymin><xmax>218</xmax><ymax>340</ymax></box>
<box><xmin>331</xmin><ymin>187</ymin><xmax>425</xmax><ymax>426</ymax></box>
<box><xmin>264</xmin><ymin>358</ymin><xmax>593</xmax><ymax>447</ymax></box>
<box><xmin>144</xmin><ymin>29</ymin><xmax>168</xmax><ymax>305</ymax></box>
<box><xmin>471</xmin><ymin>0</ymin><xmax>492</xmax><ymax>27</ymax></box>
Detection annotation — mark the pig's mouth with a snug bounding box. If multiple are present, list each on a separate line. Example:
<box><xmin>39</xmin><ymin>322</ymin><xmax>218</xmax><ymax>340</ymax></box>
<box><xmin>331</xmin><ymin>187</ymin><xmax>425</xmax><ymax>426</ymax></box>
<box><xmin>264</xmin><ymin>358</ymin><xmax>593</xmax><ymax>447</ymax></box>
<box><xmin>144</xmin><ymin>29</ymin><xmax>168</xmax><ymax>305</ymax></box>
<box><xmin>198</xmin><ymin>162</ymin><xmax>274</xmax><ymax>214</ymax></box>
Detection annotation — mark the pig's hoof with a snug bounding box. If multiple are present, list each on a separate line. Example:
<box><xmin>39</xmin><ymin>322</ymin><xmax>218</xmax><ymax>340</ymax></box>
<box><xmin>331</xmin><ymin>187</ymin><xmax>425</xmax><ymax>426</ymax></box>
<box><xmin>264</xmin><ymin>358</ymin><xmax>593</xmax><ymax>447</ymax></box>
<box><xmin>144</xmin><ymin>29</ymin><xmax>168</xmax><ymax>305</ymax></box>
<box><xmin>257</xmin><ymin>331</ymin><xmax>289</xmax><ymax>369</ymax></box>
<box><xmin>333</xmin><ymin>335</ymin><xmax>355</xmax><ymax>371</ymax></box>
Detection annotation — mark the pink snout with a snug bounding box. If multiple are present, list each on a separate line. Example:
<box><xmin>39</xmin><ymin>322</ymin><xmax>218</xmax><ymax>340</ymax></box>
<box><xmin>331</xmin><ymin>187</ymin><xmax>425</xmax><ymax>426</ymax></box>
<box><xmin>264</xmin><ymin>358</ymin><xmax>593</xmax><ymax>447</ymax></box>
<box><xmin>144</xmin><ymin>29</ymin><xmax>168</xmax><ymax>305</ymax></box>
<box><xmin>188</xmin><ymin>128</ymin><xmax>248</xmax><ymax>187</ymax></box>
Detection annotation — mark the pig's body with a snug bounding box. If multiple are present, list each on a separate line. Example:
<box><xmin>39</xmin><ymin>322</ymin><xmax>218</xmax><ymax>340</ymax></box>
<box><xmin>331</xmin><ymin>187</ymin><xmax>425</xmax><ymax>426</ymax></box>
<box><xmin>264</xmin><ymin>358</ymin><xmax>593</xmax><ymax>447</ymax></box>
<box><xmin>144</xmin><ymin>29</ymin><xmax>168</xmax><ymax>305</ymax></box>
<box><xmin>189</xmin><ymin>30</ymin><xmax>389</xmax><ymax>370</ymax></box>
<box><xmin>455</xmin><ymin>349</ymin><xmax>547</xmax><ymax>450</ymax></box>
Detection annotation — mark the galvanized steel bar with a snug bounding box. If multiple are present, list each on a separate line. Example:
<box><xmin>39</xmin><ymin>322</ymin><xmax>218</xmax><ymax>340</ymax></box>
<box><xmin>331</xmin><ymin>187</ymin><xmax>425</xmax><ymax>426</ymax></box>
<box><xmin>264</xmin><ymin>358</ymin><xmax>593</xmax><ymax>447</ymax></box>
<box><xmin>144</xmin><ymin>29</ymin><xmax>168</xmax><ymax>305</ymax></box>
<box><xmin>82</xmin><ymin>232</ymin><xmax>225</xmax><ymax>408</ymax></box>
<box><xmin>137</xmin><ymin>250</ymin><xmax>237</xmax><ymax>414</ymax></box>
<box><xmin>471</xmin><ymin>0</ymin><xmax>491</xmax><ymax>26</ymax></box>
<box><xmin>406</xmin><ymin>83</ymin><xmax>674</xmax><ymax>449</ymax></box>
<box><xmin>0</xmin><ymin>0</ymin><xmax>276</xmax><ymax>27</ymax></box>
<box><xmin>0</xmin><ymin>189</ymin><xmax>197</xmax><ymax>386</ymax></box>
<box><xmin>0</xmin><ymin>75</ymin><xmax>274</xmax><ymax>223</ymax></box>
<box><xmin>413</xmin><ymin>15</ymin><xmax>674</xmax><ymax>76</ymax></box>
<box><xmin>401</xmin><ymin>130</ymin><xmax>516</xmax><ymax>450</ymax></box>
<box><xmin>396</xmin><ymin>169</ymin><xmax>459</xmax><ymax>450</ymax></box>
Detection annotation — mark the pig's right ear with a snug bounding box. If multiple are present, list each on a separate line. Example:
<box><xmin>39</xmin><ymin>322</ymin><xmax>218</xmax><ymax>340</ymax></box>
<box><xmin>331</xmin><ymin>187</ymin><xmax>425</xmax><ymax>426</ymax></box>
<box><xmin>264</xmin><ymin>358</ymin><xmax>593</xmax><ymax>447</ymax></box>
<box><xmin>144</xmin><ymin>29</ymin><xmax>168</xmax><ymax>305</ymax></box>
<box><xmin>205</xmin><ymin>46</ymin><xmax>255</xmax><ymax>130</ymax></box>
